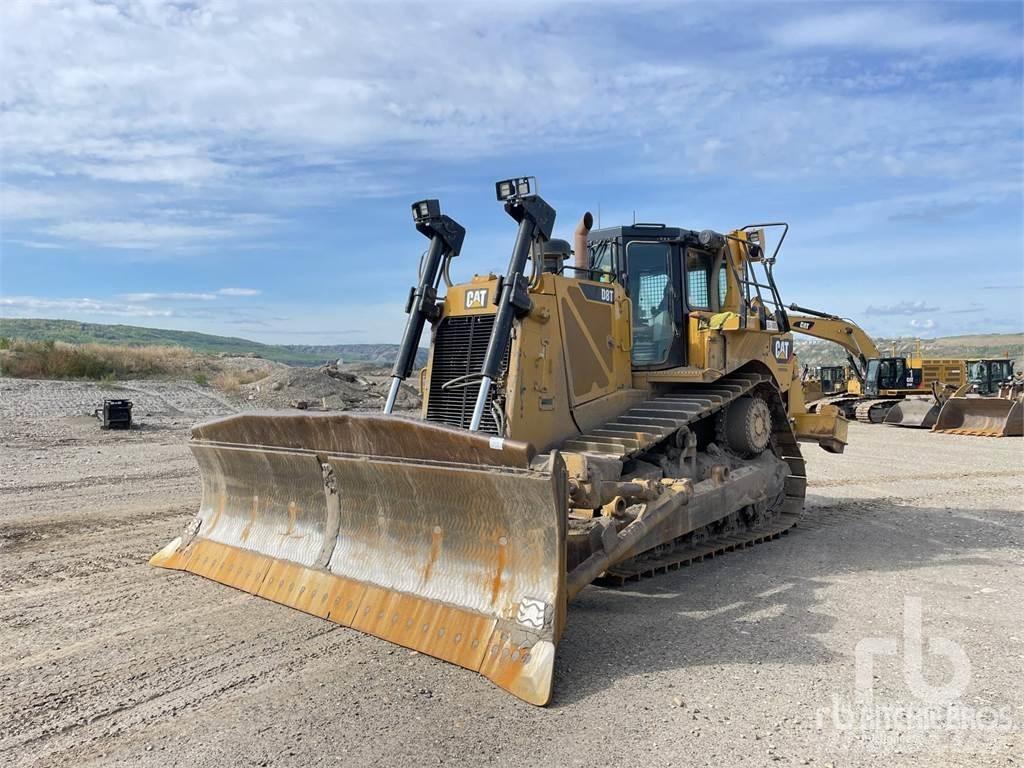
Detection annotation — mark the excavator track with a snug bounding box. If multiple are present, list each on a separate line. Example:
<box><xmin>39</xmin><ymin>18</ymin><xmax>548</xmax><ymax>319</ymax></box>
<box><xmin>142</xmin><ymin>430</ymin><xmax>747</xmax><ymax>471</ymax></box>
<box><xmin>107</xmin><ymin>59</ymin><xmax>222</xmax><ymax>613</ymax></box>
<box><xmin>557</xmin><ymin>371</ymin><xmax>806</xmax><ymax>584</ymax></box>
<box><xmin>854</xmin><ymin>398</ymin><xmax>900</xmax><ymax>424</ymax></box>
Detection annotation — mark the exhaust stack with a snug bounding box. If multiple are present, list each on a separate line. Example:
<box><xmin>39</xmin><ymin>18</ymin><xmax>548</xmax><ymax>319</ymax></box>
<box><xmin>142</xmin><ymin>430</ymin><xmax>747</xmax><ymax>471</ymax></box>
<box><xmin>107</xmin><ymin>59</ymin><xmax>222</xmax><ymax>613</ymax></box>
<box><xmin>573</xmin><ymin>211</ymin><xmax>593</xmax><ymax>271</ymax></box>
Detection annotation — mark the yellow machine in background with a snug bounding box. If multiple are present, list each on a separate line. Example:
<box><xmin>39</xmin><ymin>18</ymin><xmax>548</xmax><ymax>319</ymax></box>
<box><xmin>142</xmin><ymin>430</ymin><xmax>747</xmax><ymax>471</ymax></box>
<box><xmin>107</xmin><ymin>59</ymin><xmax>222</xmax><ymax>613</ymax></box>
<box><xmin>931</xmin><ymin>361</ymin><xmax>1022</xmax><ymax>436</ymax></box>
<box><xmin>801</xmin><ymin>365</ymin><xmax>848</xmax><ymax>405</ymax></box>
<box><xmin>788</xmin><ymin>306</ymin><xmax>977</xmax><ymax>426</ymax></box>
<box><xmin>152</xmin><ymin>178</ymin><xmax>846</xmax><ymax>705</ymax></box>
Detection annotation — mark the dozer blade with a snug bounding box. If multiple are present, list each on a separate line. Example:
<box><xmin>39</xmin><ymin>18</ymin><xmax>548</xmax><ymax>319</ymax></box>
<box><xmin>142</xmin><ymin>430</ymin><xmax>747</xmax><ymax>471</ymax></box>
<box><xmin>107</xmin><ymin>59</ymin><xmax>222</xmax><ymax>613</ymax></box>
<box><xmin>932</xmin><ymin>397</ymin><xmax>1024</xmax><ymax>437</ymax></box>
<box><xmin>151</xmin><ymin>412</ymin><xmax>567</xmax><ymax>705</ymax></box>
<box><xmin>883</xmin><ymin>397</ymin><xmax>939</xmax><ymax>429</ymax></box>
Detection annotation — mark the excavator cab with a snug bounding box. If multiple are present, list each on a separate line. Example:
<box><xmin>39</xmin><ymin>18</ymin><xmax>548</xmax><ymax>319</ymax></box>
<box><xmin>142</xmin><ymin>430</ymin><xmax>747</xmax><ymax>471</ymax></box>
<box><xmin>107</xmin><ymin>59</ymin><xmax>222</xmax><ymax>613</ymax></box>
<box><xmin>864</xmin><ymin>356</ymin><xmax>918</xmax><ymax>396</ymax></box>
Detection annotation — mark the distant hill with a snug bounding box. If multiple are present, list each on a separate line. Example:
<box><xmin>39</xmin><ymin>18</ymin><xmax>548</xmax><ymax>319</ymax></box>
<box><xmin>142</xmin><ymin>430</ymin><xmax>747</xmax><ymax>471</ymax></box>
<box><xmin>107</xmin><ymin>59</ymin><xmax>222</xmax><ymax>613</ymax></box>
<box><xmin>795</xmin><ymin>333</ymin><xmax>1023</xmax><ymax>370</ymax></box>
<box><xmin>0</xmin><ymin>318</ymin><xmax>427</xmax><ymax>368</ymax></box>
<box><xmin>2</xmin><ymin>318</ymin><xmax>1018</xmax><ymax>373</ymax></box>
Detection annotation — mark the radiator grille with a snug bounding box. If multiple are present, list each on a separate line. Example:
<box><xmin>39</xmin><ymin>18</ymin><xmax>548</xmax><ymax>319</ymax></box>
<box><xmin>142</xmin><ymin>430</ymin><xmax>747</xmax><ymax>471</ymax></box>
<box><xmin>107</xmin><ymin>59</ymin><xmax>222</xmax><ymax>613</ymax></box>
<box><xmin>426</xmin><ymin>314</ymin><xmax>507</xmax><ymax>434</ymax></box>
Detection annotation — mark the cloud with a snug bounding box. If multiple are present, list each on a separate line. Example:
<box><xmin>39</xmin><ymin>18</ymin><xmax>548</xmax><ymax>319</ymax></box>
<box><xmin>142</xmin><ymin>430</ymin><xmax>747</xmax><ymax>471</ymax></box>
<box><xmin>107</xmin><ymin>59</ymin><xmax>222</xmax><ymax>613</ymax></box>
<box><xmin>865</xmin><ymin>300</ymin><xmax>940</xmax><ymax>316</ymax></box>
<box><xmin>909</xmin><ymin>317</ymin><xmax>936</xmax><ymax>330</ymax></box>
<box><xmin>42</xmin><ymin>213</ymin><xmax>278</xmax><ymax>249</ymax></box>
<box><xmin>119</xmin><ymin>292</ymin><xmax>218</xmax><ymax>302</ymax></box>
<box><xmin>0</xmin><ymin>2</ymin><xmax>1019</xmax><ymax>342</ymax></box>
<box><xmin>3</xmin><ymin>239</ymin><xmax>66</xmax><ymax>250</ymax></box>
<box><xmin>115</xmin><ymin>289</ymin><xmax>262</xmax><ymax>303</ymax></box>
<box><xmin>772</xmin><ymin>8</ymin><xmax>1019</xmax><ymax>57</ymax></box>
<box><xmin>0</xmin><ymin>295</ymin><xmax>174</xmax><ymax>318</ymax></box>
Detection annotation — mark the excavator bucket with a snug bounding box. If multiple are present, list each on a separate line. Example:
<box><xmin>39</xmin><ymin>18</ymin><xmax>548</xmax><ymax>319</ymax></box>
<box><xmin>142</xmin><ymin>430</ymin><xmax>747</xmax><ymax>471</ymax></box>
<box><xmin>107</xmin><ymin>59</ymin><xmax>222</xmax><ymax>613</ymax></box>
<box><xmin>932</xmin><ymin>397</ymin><xmax>1024</xmax><ymax>437</ymax></box>
<box><xmin>883</xmin><ymin>397</ymin><xmax>940</xmax><ymax>429</ymax></box>
<box><xmin>151</xmin><ymin>412</ymin><xmax>568</xmax><ymax>705</ymax></box>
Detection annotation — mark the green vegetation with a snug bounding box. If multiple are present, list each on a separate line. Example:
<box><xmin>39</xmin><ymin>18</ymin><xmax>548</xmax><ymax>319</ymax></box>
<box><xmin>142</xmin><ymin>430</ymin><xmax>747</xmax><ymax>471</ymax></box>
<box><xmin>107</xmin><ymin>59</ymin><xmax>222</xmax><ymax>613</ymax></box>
<box><xmin>0</xmin><ymin>339</ymin><xmax>193</xmax><ymax>380</ymax></box>
<box><xmin>0</xmin><ymin>318</ymin><xmax>427</xmax><ymax>367</ymax></box>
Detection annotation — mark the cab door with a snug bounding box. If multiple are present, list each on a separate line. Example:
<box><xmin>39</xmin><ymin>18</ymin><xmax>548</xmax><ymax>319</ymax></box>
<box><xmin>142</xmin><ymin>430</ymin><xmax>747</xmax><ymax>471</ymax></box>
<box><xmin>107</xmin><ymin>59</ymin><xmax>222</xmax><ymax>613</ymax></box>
<box><xmin>624</xmin><ymin>240</ymin><xmax>684</xmax><ymax>369</ymax></box>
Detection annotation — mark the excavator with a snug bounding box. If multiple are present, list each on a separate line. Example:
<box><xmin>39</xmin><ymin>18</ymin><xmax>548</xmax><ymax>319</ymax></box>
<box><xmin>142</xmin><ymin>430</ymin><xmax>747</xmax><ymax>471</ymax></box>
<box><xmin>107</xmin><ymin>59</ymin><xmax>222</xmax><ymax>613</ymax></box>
<box><xmin>151</xmin><ymin>178</ymin><xmax>847</xmax><ymax>705</ymax></box>
<box><xmin>786</xmin><ymin>305</ymin><xmax>971</xmax><ymax>426</ymax></box>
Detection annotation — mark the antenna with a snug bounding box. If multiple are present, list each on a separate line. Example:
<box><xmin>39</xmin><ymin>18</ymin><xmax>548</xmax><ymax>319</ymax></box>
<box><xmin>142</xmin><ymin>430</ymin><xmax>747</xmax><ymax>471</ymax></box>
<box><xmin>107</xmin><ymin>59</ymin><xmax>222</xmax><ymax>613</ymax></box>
<box><xmin>632</xmin><ymin>210</ymin><xmax>636</xmax><ymax>225</ymax></box>
<box><xmin>597</xmin><ymin>203</ymin><xmax>601</xmax><ymax>228</ymax></box>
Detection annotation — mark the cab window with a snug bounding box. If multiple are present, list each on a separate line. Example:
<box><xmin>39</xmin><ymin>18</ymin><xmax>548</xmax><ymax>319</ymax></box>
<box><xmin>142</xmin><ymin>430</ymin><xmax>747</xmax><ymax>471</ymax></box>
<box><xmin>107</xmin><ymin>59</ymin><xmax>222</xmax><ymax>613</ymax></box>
<box><xmin>627</xmin><ymin>241</ymin><xmax>672</xmax><ymax>365</ymax></box>
<box><xmin>685</xmin><ymin>250</ymin><xmax>713</xmax><ymax>310</ymax></box>
<box><xmin>717</xmin><ymin>263</ymin><xmax>728</xmax><ymax>307</ymax></box>
<box><xmin>589</xmin><ymin>241</ymin><xmax>615</xmax><ymax>282</ymax></box>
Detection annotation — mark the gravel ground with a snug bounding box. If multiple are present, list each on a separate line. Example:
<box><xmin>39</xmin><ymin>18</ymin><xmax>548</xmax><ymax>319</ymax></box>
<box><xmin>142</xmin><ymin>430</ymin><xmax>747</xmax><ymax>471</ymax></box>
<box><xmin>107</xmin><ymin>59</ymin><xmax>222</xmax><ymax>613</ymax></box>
<box><xmin>1</xmin><ymin>378</ymin><xmax>1021</xmax><ymax>767</ymax></box>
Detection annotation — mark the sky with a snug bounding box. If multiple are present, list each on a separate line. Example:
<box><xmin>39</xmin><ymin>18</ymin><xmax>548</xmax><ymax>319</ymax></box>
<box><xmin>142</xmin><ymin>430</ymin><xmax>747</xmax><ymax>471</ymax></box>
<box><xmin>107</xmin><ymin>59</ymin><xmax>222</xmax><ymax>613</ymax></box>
<box><xmin>1</xmin><ymin>0</ymin><xmax>1022</xmax><ymax>345</ymax></box>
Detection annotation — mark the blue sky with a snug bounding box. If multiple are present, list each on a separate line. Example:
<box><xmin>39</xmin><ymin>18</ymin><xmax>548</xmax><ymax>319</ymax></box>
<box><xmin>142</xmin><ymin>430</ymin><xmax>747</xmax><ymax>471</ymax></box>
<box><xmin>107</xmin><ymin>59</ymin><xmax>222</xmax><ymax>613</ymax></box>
<box><xmin>1</xmin><ymin>0</ymin><xmax>1022</xmax><ymax>344</ymax></box>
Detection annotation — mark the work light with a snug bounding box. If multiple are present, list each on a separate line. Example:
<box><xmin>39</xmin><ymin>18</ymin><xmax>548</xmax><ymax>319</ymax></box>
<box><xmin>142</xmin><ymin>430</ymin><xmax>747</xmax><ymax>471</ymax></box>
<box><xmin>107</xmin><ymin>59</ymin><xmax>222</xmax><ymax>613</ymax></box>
<box><xmin>411</xmin><ymin>199</ymin><xmax>441</xmax><ymax>223</ymax></box>
<box><xmin>495</xmin><ymin>177</ymin><xmax>533</xmax><ymax>201</ymax></box>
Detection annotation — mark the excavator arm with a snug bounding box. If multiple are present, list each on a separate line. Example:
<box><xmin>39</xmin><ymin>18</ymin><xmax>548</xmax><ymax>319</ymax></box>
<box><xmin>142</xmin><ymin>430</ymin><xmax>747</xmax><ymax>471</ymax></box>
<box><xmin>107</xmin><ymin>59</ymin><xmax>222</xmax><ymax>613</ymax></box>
<box><xmin>787</xmin><ymin>304</ymin><xmax>880</xmax><ymax>383</ymax></box>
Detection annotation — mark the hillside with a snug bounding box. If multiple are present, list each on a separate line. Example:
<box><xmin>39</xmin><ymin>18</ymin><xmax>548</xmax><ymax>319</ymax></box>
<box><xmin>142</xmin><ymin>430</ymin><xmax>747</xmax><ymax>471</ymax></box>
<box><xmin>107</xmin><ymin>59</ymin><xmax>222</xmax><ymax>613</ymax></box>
<box><xmin>795</xmin><ymin>333</ymin><xmax>1024</xmax><ymax>370</ymax></box>
<box><xmin>0</xmin><ymin>318</ymin><xmax>427</xmax><ymax>367</ymax></box>
<box><xmin>2</xmin><ymin>318</ymin><xmax>1018</xmax><ymax>372</ymax></box>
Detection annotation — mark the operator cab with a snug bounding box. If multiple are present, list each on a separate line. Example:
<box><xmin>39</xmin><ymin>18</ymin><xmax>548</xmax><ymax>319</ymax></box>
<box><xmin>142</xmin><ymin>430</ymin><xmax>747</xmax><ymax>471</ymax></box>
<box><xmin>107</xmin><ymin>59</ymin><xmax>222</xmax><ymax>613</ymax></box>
<box><xmin>968</xmin><ymin>359</ymin><xmax>1014</xmax><ymax>394</ymax></box>
<box><xmin>585</xmin><ymin>223</ymin><xmax>731</xmax><ymax>370</ymax></box>
<box><xmin>819</xmin><ymin>365</ymin><xmax>846</xmax><ymax>395</ymax></box>
<box><xmin>864</xmin><ymin>357</ymin><xmax>919</xmax><ymax>396</ymax></box>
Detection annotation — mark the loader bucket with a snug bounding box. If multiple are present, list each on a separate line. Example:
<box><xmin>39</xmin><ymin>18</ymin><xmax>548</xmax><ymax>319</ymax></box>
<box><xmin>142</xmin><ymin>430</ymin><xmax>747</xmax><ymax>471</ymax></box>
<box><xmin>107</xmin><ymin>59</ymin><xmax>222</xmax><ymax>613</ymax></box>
<box><xmin>932</xmin><ymin>397</ymin><xmax>1024</xmax><ymax>437</ymax></box>
<box><xmin>151</xmin><ymin>412</ymin><xmax>567</xmax><ymax>705</ymax></box>
<box><xmin>883</xmin><ymin>397</ymin><xmax>939</xmax><ymax>429</ymax></box>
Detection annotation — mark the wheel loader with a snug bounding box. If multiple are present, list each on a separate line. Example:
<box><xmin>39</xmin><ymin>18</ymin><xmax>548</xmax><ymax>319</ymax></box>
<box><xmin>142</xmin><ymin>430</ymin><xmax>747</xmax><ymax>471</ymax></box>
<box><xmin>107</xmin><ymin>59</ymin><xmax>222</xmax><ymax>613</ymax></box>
<box><xmin>801</xmin><ymin>365</ymin><xmax>848</xmax><ymax>405</ymax></box>
<box><xmin>931</xmin><ymin>361</ymin><xmax>1022</xmax><ymax>437</ymax></box>
<box><xmin>151</xmin><ymin>178</ymin><xmax>847</xmax><ymax>705</ymax></box>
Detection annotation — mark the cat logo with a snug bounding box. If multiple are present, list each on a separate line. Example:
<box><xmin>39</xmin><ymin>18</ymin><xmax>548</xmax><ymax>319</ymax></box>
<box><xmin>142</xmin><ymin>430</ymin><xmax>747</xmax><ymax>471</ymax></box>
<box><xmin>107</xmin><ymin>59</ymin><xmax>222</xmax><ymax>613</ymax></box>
<box><xmin>772</xmin><ymin>336</ymin><xmax>793</xmax><ymax>363</ymax></box>
<box><xmin>464</xmin><ymin>288</ymin><xmax>488</xmax><ymax>309</ymax></box>
<box><xmin>793</xmin><ymin>320</ymin><xmax>815</xmax><ymax>330</ymax></box>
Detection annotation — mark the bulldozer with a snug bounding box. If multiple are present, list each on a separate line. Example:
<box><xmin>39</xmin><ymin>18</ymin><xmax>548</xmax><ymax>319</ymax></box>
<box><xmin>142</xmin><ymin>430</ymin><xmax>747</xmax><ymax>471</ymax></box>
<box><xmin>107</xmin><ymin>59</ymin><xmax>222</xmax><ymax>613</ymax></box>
<box><xmin>931</xmin><ymin>360</ymin><xmax>1022</xmax><ymax>437</ymax></box>
<box><xmin>151</xmin><ymin>178</ymin><xmax>847</xmax><ymax>705</ymax></box>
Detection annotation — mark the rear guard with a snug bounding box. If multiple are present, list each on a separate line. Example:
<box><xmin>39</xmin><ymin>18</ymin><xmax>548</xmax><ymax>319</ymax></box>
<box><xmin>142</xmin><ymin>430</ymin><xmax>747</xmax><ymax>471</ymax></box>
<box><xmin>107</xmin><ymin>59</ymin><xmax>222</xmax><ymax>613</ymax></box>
<box><xmin>151</xmin><ymin>413</ymin><xmax>567</xmax><ymax>705</ymax></box>
<box><xmin>883</xmin><ymin>397</ymin><xmax>939</xmax><ymax>429</ymax></box>
<box><xmin>932</xmin><ymin>397</ymin><xmax>1023</xmax><ymax>437</ymax></box>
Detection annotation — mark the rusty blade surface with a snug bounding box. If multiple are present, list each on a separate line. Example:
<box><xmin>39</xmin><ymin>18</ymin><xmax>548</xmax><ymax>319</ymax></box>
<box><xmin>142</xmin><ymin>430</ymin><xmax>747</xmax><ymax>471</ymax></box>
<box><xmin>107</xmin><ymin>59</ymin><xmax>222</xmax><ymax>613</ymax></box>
<box><xmin>883</xmin><ymin>397</ymin><xmax>939</xmax><ymax>429</ymax></box>
<box><xmin>932</xmin><ymin>397</ymin><xmax>1023</xmax><ymax>437</ymax></box>
<box><xmin>151</xmin><ymin>413</ymin><xmax>566</xmax><ymax>705</ymax></box>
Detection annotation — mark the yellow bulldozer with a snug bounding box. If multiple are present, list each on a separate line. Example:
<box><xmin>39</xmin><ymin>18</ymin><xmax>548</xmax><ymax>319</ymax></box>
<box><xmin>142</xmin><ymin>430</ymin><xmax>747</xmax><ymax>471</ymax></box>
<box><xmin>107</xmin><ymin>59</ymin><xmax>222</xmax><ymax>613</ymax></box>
<box><xmin>151</xmin><ymin>178</ymin><xmax>847</xmax><ymax>704</ymax></box>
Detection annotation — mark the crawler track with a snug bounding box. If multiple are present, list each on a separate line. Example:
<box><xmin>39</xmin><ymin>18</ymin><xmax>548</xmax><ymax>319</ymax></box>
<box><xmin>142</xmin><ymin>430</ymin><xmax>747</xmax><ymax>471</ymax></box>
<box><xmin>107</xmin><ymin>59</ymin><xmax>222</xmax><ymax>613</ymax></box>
<box><xmin>854</xmin><ymin>398</ymin><xmax>900</xmax><ymax>423</ymax></box>
<box><xmin>559</xmin><ymin>370</ymin><xmax>807</xmax><ymax>586</ymax></box>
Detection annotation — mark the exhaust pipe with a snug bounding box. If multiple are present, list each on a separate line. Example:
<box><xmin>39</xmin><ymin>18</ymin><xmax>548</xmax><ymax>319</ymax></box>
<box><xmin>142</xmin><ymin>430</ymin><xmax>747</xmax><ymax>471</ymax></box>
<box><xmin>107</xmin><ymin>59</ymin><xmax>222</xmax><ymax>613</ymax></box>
<box><xmin>573</xmin><ymin>211</ymin><xmax>593</xmax><ymax>271</ymax></box>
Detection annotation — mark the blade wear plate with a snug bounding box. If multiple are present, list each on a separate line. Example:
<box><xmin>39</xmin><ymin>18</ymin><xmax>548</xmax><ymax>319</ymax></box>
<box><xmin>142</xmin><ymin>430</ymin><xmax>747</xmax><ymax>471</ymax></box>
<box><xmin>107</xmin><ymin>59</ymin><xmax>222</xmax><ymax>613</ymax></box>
<box><xmin>151</xmin><ymin>413</ymin><xmax>566</xmax><ymax>704</ymax></box>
